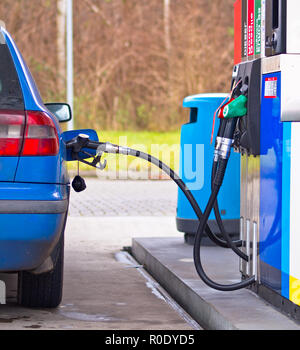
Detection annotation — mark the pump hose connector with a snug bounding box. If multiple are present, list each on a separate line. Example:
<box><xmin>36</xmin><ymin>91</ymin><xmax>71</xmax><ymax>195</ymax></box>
<box><xmin>214</xmin><ymin>136</ymin><xmax>223</xmax><ymax>162</ymax></box>
<box><xmin>219</xmin><ymin>138</ymin><xmax>234</xmax><ymax>161</ymax></box>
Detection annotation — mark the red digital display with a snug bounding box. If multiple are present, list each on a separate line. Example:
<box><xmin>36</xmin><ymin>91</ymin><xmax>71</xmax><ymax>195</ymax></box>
<box><xmin>234</xmin><ymin>0</ymin><xmax>242</xmax><ymax>65</ymax></box>
<box><xmin>248</xmin><ymin>0</ymin><xmax>255</xmax><ymax>57</ymax></box>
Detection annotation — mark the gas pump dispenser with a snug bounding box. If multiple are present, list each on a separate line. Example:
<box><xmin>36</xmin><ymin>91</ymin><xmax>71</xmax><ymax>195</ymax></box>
<box><xmin>232</xmin><ymin>0</ymin><xmax>300</xmax><ymax>319</ymax></box>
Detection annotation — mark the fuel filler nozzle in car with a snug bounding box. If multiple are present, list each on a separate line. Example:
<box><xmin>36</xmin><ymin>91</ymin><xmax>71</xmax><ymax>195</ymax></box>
<box><xmin>66</xmin><ymin>84</ymin><xmax>255</xmax><ymax>291</ymax></box>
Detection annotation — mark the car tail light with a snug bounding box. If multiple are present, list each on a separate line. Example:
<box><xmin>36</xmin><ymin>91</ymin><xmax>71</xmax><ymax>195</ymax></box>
<box><xmin>0</xmin><ymin>110</ymin><xmax>25</xmax><ymax>156</ymax></box>
<box><xmin>22</xmin><ymin>111</ymin><xmax>59</xmax><ymax>156</ymax></box>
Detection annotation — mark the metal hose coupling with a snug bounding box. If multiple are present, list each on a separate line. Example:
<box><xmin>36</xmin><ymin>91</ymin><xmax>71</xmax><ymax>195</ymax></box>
<box><xmin>98</xmin><ymin>142</ymin><xmax>129</xmax><ymax>156</ymax></box>
<box><xmin>101</xmin><ymin>142</ymin><xmax>119</xmax><ymax>154</ymax></box>
<box><xmin>214</xmin><ymin>136</ymin><xmax>223</xmax><ymax>162</ymax></box>
<box><xmin>219</xmin><ymin>138</ymin><xmax>234</xmax><ymax>160</ymax></box>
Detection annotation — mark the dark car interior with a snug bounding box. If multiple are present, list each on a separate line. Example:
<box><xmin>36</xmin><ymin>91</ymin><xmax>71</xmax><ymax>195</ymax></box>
<box><xmin>0</xmin><ymin>43</ymin><xmax>24</xmax><ymax>110</ymax></box>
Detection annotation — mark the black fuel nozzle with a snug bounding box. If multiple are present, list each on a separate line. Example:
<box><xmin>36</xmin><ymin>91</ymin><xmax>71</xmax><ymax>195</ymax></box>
<box><xmin>66</xmin><ymin>134</ymin><xmax>110</xmax><ymax>154</ymax></box>
<box><xmin>216</xmin><ymin>116</ymin><xmax>239</xmax><ymax>169</ymax></box>
<box><xmin>216</xmin><ymin>92</ymin><xmax>247</xmax><ymax>158</ymax></box>
<box><xmin>213</xmin><ymin>119</ymin><xmax>226</xmax><ymax>162</ymax></box>
<box><xmin>223</xmin><ymin>118</ymin><xmax>239</xmax><ymax>141</ymax></box>
<box><xmin>66</xmin><ymin>135</ymin><xmax>114</xmax><ymax>170</ymax></box>
<box><xmin>211</xmin><ymin>118</ymin><xmax>237</xmax><ymax>188</ymax></box>
<box><xmin>240</xmin><ymin>83</ymin><xmax>249</xmax><ymax>97</ymax></box>
<box><xmin>66</xmin><ymin>134</ymin><xmax>90</xmax><ymax>153</ymax></box>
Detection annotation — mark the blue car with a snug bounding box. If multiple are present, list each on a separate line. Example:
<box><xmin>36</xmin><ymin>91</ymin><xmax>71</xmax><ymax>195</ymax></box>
<box><xmin>0</xmin><ymin>27</ymin><xmax>97</xmax><ymax>308</ymax></box>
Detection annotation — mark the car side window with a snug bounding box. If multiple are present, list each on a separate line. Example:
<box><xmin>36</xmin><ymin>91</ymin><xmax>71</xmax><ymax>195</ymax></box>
<box><xmin>0</xmin><ymin>39</ymin><xmax>24</xmax><ymax>110</ymax></box>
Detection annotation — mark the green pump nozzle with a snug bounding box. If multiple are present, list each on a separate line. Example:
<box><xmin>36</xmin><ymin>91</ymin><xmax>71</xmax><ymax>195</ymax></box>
<box><xmin>223</xmin><ymin>95</ymin><xmax>248</xmax><ymax>119</ymax></box>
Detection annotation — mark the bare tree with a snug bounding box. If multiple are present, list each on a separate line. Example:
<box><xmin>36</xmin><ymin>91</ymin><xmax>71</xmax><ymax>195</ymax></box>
<box><xmin>0</xmin><ymin>0</ymin><xmax>235</xmax><ymax>131</ymax></box>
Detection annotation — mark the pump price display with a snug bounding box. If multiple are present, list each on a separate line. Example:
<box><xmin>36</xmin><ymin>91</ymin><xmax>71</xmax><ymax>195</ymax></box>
<box><xmin>264</xmin><ymin>77</ymin><xmax>278</xmax><ymax>98</ymax></box>
<box><xmin>248</xmin><ymin>0</ymin><xmax>255</xmax><ymax>56</ymax></box>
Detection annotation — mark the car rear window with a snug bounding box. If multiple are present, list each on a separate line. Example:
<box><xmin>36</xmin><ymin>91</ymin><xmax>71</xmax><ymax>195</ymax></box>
<box><xmin>0</xmin><ymin>34</ymin><xmax>24</xmax><ymax>110</ymax></box>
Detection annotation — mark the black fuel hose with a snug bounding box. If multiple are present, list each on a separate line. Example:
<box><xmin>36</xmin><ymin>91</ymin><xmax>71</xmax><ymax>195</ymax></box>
<box><xmin>124</xmin><ymin>118</ymin><xmax>243</xmax><ymax>254</ymax></box>
<box><xmin>76</xmin><ymin>131</ymin><xmax>244</xmax><ymax>255</ymax></box>
<box><xmin>124</xmin><ymin>143</ymin><xmax>253</xmax><ymax>290</ymax></box>
<box><xmin>193</xmin><ymin>158</ymin><xmax>255</xmax><ymax>291</ymax></box>
<box><xmin>212</xmin><ymin>118</ymin><xmax>243</xmax><ymax>250</ymax></box>
<box><xmin>69</xmin><ymin>136</ymin><xmax>254</xmax><ymax>291</ymax></box>
<box><xmin>211</xmin><ymin>160</ymin><xmax>246</xmax><ymax>260</ymax></box>
<box><xmin>83</xmin><ymin>140</ymin><xmax>237</xmax><ymax>248</ymax></box>
<box><xmin>120</xmin><ymin>146</ymin><xmax>232</xmax><ymax>247</ymax></box>
<box><xmin>192</xmin><ymin>118</ymin><xmax>254</xmax><ymax>291</ymax></box>
<box><xmin>84</xmin><ymin>139</ymin><xmax>246</xmax><ymax>258</ymax></box>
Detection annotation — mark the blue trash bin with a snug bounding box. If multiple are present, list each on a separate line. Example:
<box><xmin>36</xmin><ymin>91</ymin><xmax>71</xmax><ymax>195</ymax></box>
<box><xmin>176</xmin><ymin>93</ymin><xmax>241</xmax><ymax>245</ymax></box>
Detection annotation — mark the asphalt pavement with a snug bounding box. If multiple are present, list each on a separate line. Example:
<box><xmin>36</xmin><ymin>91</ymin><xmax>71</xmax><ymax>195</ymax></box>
<box><xmin>69</xmin><ymin>179</ymin><xmax>177</xmax><ymax>217</ymax></box>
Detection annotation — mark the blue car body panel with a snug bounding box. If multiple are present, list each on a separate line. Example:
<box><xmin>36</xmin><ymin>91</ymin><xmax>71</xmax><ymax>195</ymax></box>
<box><xmin>0</xmin><ymin>158</ymin><xmax>20</xmax><ymax>182</ymax></box>
<box><xmin>0</xmin><ymin>27</ymin><xmax>70</xmax><ymax>272</ymax></box>
<box><xmin>0</xmin><ymin>213</ymin><xmax>65</xmax><ymax>271</ymax></box>
<box><xmin>15</xmin><ymin>155</ymin><xmax>69</xmax><ymax>184</ymax></box>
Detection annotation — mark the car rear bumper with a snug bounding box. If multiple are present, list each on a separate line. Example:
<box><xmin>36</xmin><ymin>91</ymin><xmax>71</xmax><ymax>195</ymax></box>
<box><xmin>0</xmin><ymin>183</ymin><xmax>69</xmax><ymax>272</ymax></box>
<box><xmin>0</xmin><ymin>199</ymin><xmax>68</xmax><ymax>214</ymax></box>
